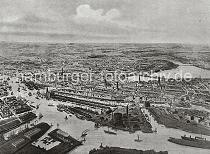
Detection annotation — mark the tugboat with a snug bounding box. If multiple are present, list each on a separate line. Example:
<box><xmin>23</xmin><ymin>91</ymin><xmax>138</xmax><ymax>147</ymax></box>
<box><xmin>104</xmin><ymin>127</ymin><xmax>117</xmax><ymax>135</ymax></box>
<box><xmin>168</xmin><ymin>135</ymin><xmax>210</xmax><ymax>149</ymax></box>
<box><xmin>81</xmin><ymin>132</ymin><xmax>87</xmax><ymax>137</ymax></box>
<box><xmin>134</xmin><ymin>134</ymin><xmax>142</xmax><ymax>142</ymax></box>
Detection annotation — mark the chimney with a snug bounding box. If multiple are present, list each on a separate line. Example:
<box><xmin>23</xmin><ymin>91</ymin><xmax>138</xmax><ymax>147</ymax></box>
<box><xmin>158</xmin><ymin>76</ymin><xmax>161</xmax><ymax>85</ymax></box>
<box><xmin>61</xmin><ymin>67</ymin><xmax>64</xmax><ymax>75</ymax></box>
<box><xmin>126</xmin><ymin>105</ymin><xmax>129</xmax><ymax>116</ymax></box>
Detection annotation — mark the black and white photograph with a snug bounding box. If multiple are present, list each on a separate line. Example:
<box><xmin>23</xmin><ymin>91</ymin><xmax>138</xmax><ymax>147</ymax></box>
<box><xmin>0</xmin><ymin>0</ymin><xmax>210</xmax><ymax>154</ymax></box>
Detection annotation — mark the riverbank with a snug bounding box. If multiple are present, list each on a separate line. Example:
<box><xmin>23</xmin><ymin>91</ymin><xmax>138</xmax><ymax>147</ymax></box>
<box><xmin>148</xmin><ymin>107</ymin><xmax>210</xmax><ymax>136</ymax></box>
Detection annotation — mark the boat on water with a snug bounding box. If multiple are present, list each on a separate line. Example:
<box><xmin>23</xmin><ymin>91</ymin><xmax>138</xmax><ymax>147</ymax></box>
<box><xmin>104</xmin><ymin>127</ymin><xmax>117</xmax><ymax>135</ymax></box>
<box><xmin>81</xmin><ymin>133</ymin><xmax>87</xmax><ymax>137</ymax></box>
<box><xmin>48</xmin><ymin>103</ymin><xmax>54</xmax><ymax>107</ymax></box>
<box><xmin>95</xmin><ymin>123</ymin><xmax>100</xmax><ymax>128</ymax></box>
<box><xmin>30</xmin><ymin>104</ymin><xmax>36</xmax><ymax>108</ymax></box>
<box><xmin>36</xmin><ymin>104</ymin><xmax>40</xmax><ymax>109</ymax></box>
<box><xmin>153</xmin><ymin>128</ymin><xmax>157</xmax><ymax>133</ymax></box>
<box><xmin>81</xmin><ymin>129</ymin><xmax>89</xmax><ymax>137</ymax></box>
<box><xmin>39</xmin><ymin>113</ymin><xmax>43</xmax><ymax>119</ymax></box>
<box><xmin>168</xmin><ymin>135</ymin><xmax>210</xmax><ymax>149</ymax></box>
<box><xmin>134</xmin><ymin>135</ymin><xmax>142</xmax><ymax>142</ymax></box>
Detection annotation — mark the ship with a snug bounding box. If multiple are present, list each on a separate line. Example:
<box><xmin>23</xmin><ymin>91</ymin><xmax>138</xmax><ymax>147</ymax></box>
<box><xmin>48</xmin><ymin>103</ymin><xmax>54</xmax><ymax>107</ymax></box>
<box><xmin>81</xmin><ymin>133</ymin><xmax>87</xmax><ymax>138</ymax></box>
<box><xmin>134</xmin><ymin>134</ymin><xmax>142</xmax><ymax>142</ymax></box>
<box><xmin>81</xmin><ymin>129</ymin><xmax>89</xmax><ymax>137</ymax></box>
<box><xmin>168</xmin><ymin>135</ymin><xmax>210</xmax><ymax>149</ymax></box>
<box><xmin>35</xmin><ymin>96</ymin><xmax>39</xmax><ymax>99</ymax></box>
<box><xmin>94</xmin><ymin>123</ymin><xmax>100</xmax><ymax>128</ymax></box>
<box><xmin>104</xmin><ymin>127</ymin><xmax>117</xmax><ymax>135</ymax></box>
<box><xmin>36</xmin><ymin>104</ymin><xmax>40</xmax><ymax>109</ymax></box>
<box><xmin>153</xmin><ymin>128</ymin><xmax>157</xmax><ymax>133</ymax></box>
<box><xmin>39</xmin><ymin>113</ymin><xmax>43</xmax><ymax>119</ymax></box>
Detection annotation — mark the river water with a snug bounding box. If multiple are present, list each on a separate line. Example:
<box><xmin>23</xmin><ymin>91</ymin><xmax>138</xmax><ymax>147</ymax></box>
<box><xmin>156</xmin><ymin>61</ymin><xmax>210</xmax><ymax>79</ymax></box>
<box><xmin>128</xmin><ymin>61</ymin><xmax>210</xmax><ymax>83</ymax></box>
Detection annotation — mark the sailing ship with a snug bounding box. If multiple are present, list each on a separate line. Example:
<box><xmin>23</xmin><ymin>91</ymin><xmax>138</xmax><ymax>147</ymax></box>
<box><xmin>81</xmin><ymin>129</ymin><xmax>89</xmax><ymax>137</ymax></box>
<box><xmin>134</xmin><ymin>134</ymin><xmax>142</xmax><ymax>142</ymax></box>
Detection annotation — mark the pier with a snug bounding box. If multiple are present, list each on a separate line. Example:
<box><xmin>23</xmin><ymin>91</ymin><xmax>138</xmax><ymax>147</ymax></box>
<box><xmin>47</xmin><ymin>129</ymin><xmax>82</xmax><ymax>154</ymax></box>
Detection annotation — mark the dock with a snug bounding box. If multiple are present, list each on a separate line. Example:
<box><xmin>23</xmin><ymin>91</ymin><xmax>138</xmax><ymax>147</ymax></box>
<box><xmin>47</xmin><ymin>129</ymin><xmax>82</xmax><ymax>154</ymax></box>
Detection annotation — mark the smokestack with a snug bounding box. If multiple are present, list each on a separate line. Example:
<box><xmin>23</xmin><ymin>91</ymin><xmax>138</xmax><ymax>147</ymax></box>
<box><xmin>104</xmin><ymin>78</ymin><xmax>107</xmax><ymax>88</ymax></box>
<box><xmin>126</xmin><ymin>105</ymin><xmax>129</xmax><ymax>116</ymax></box>
<box><xmin>61</xmin><ymin>67</ymin><xmax>64</xmax><ymax>75</ymax></box>
<box><xmin>158</xmin><ymin>76</ymin><xmax>161</xmax><ymax>85</ymax></box>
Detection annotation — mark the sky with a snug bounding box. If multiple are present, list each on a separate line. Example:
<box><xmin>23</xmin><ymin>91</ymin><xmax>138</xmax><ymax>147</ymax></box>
<box><xmin>0</xmin><ymin>0</ymin><xmax>210</xmax><ymax>43</ymax></box>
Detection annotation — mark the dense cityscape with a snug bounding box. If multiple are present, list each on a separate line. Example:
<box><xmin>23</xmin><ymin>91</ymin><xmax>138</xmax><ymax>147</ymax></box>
<box><xmin>0</xmin><ymin>43</ymin><xmax>210</xmax><ymax>154</ymax></box>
